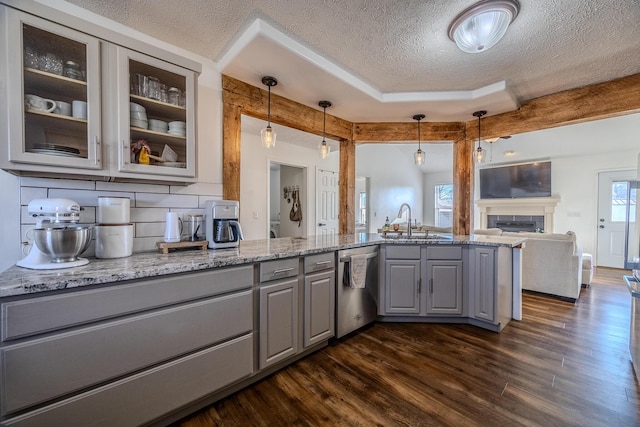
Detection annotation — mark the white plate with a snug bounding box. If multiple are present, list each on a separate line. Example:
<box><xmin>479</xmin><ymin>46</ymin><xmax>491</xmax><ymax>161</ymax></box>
<box><xmin>167</xmin><ymin>131</ymin><xmax>186</xmax><ymax>136</ymax></box>
<box><xmin>29</xmin><ymin>148</ymin><xmax>83</xmax><ymax>158</ymax></box>
<box><xmin>158</xmin><ymin>162</ymin><xmax>186</xmax><ymax>168</ymax></box>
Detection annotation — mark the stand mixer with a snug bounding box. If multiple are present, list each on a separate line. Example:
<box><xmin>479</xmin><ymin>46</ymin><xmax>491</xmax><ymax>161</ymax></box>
<box><xmin>17</xmin><ymin>198</ymin><xmax>91</xmax><ymax>270</ymax></box>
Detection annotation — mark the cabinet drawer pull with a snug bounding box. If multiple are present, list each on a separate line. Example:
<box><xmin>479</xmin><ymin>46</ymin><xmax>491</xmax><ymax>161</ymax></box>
<box><xmin>315</xmin><ymin>261</ymin><xmax>332</xmax><ymax>266</ymax></box>
<box><xmin>273</xmin><ymin>267</ymin><xmax>294</xmax><ymax>275</ymax></box>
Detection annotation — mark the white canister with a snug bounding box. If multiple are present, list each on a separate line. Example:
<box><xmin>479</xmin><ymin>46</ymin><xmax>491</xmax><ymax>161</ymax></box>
<box><xmin>97</xmin><ymin>196</ymin><xmax>130</xmax><ymax>224</ymax></box>
<box><xmin>94</xmin><ymin>224</ymin><xmax>134</xmax><ymax>259</ymax></box>
<box><xmin>164</xmin><ymin>212</ymin><xmax>182</xmax><ymax>243</ymax></box>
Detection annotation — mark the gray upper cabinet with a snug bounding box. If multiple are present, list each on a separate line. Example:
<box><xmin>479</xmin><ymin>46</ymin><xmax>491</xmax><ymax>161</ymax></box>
<box><xmin>0</xmin><ymin>7</ymin><xmax>103</xmax><ymax>172</ymax></box>
<box><xmin>0</xmin><ymin>3</ymin><xmax>199</xmax><ymax>182</ymax></box>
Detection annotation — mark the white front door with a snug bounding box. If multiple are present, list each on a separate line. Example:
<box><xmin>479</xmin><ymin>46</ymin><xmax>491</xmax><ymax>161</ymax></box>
<box><xmin>316</xmin><ymin>169</ymin><xmax>339</xmax><ymax>237</ymax></box>
<box><xmin>597</xmin><ymin>170</ymin><xmax>636</xmax><ymax>268</ymax></box>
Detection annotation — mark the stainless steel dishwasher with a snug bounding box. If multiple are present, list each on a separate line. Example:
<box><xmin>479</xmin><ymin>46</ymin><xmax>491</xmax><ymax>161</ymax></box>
<box><xmin>336</xmin><ymin>245</ymin><xmax>378</xmax><ymax>338</ymax></box>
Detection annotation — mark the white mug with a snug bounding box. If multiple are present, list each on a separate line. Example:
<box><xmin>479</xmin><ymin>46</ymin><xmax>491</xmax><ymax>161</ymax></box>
<box><xmin>25</xmin><ymin>94</ymin><xmax>56</xmax><ymax>113</ymax></box>
<box><xmin>164</xmin><ymin>212</ymin><xmax>182</xmax><ymax>243</ymax></box>
<box><xmin>54</xmin><ymin>101</ymin><xmax>72</xmax><ymax>116</ymax></box>
<box><xmin>72</xmin><ymin>100</ymin><xmax>87</xmax><ymax>119</ymax></box>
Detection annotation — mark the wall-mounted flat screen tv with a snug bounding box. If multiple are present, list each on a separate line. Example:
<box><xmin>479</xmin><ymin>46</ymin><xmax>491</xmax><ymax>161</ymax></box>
<box><xmin>480</xmin><ymin>161</ymin><xmax>551</xmax><ymax>199</ymax></box>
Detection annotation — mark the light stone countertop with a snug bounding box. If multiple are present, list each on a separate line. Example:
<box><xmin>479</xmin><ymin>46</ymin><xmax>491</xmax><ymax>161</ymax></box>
<box><xmin>0</xmin><ymin>233</ymin><xmax>526</xmax><ymax>298</ymax></box>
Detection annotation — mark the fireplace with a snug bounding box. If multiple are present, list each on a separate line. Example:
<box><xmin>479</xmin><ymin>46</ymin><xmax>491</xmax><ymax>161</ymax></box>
<box><xmin>477</xmin><ymin>197</ymin><xmax>560</xmax><ymax>233</ymax></box>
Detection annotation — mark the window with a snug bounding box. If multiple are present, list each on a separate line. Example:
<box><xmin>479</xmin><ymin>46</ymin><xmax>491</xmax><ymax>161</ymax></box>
<box><xmin>611</xmin><ymin>181</ymin><xmax>636</xmax><ymax>222</ymax></box>
<box><xmin>435</xmin><ymin>184</ymin><xmax>453</xmax><ymax>228</ymax></box>
<box><xmin>359</xmin><ymin>192</ymin><xmax>367</xmax><ymax>225</ymax></box>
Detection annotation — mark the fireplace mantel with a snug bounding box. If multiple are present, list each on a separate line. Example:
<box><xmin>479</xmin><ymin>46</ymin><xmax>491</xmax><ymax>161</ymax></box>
<box><xmin>477</xmin><ymin>197</ymin><xmax>560</xmax><ymax>232</ymax></box>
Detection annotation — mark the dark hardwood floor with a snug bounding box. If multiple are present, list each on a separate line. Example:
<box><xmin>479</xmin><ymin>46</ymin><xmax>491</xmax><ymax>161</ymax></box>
<box><xmin>176</xmin><ymin>268</ymin><xmax>640</xmax><ymax>426</ymax></box>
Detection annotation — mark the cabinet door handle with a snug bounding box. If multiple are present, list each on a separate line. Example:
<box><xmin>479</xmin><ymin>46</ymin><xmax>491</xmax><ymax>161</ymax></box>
<box><xmin>273</xmin><ymin>267</ymin><xmax>294</xmax><ymax>275</ymax></box>
<box><xmin>123</xmin><ymin>140</ymin><xmax>129</xmax><ymax>164</ymax></box>
<box><xmin>418</xmin><ymin>277</ymin><xmax>422</xmax><ymax>293</ymax></box>
<box><xmin>93</xmin><ymin>136</ymin><xmax>100</xmax><ymax>165</ymax></box>
<box><xmin>429</xmin><ymin>278</ymin><xmax>433</xmax><ymax>294</ymax></box>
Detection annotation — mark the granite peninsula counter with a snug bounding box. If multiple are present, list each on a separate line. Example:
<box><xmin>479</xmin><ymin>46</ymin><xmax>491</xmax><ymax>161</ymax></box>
<box><xmin>0</xmin><ymin>233</ymin><xmax>526</xmax><ymax>298</ymax></box>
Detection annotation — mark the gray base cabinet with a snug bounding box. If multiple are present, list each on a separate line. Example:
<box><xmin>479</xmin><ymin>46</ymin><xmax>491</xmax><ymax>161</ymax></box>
<box><xmin>384</xmin><ymin>260</ymin><xmax>421</xmax><ymax>314</ymax></box>
<box><xmin>469</xmin><ymin>246</ymin><xmax>513</xmax><ymax>331</ymax></box>
<box><xmin>259</xmin><ymin>278</ymin><xmax>300</xmax><ymax>369</ymax></box>
<box><xmin>426</xmin><ymin>260</ymin><xmax>463</xmax><ymax>315</ymax></box>
<box><xmin>470</xmin><ymin>247</ymin><xmax>496</xmax><ymax>322</ymax></box>
<box><xmin>303</xmin><ymin>270</ymin><xmax>335</xmax><ymax>348</ymax></box>
<box><xmin>0</xmin><ymin>266</ymin><xmax>254</xmax><ymax>425</ymax></box>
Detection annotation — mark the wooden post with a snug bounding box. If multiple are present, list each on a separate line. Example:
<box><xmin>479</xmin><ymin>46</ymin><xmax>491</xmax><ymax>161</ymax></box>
<box><xmin>222</xmin><ymin>102</ymin><xmax>241</xmax><ymax>202</ymax></box>
<box><xmin>453</xmin><ymin>136</ymin><xmax>473</xmax><ymax>235</ymax></box>
<box><xmin>339</xmin><ymin>138</ymin><xmax>356</xmax><ymax>234</ymax></box>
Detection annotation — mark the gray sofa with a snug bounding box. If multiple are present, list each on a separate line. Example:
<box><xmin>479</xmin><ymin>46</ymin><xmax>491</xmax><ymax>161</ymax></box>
<box><xmin>474</xmin><ymin>229</ymin><xmax>584</xmax><ymax>302</ymax></box>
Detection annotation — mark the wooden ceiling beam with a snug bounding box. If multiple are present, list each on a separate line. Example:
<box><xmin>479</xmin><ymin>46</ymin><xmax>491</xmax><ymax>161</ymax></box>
<box><xmin>466</xmin><ymin>73</ymin><xmax>640</xmax><ymax>140</ymax></box>
<box><xmin>354</xmin><ymin>122</ymin><xmax>465</xmax><ymax>143</ymax></box>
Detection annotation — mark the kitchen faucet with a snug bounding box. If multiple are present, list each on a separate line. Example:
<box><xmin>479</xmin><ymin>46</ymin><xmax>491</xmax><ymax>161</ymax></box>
<box><xmin>397</xmin><ymin>203</ymin><xmax>412</xmax><ymax>237</ymax></box>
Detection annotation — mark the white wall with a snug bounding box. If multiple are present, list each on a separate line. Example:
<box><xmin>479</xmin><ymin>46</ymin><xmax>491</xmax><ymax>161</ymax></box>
<box><xmin>423</xmin><ymin>171</ymin><xmax>453</xmax><ymax>226</ymax></box>
<box><xmin>240</xmin><ymin>131</ymin><xmax>339</xmax><ymax>240</ymax></box>
<box><xmin>269</xmin><ymin>167</ymin><xmax>280</xmax><ymax>222</ymax></box>
<box><xmin>356</xmin><ymin>144</ymin><xmax>424</xmax><ymax>233</ymax></box>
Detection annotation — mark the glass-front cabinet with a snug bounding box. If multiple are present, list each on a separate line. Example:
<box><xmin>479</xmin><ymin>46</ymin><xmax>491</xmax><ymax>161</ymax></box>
<box><xmin>0</xmin><ymin>4</ymin><xmax>199</xmax><ymax>182</ymax></box>
<box><xmin>108</xmin><ymin>46</ymin><xmax>196</xmax><ymax>179</ymax></box>
<box><xmin>1</xmin><ymin>7</ymin><xmax>102</xmax><ymax>171</ymax></box>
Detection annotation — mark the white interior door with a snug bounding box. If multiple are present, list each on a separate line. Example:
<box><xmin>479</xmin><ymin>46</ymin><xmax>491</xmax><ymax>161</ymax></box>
<box><xmin>597</xmin><ymin>170</ymin><xmax>636</xmax><ymax>268</ymax></box>
<box><xmin>316</xmin><ymin>169</ymin><xmax>339</xmax><ymax>237</ymax></box>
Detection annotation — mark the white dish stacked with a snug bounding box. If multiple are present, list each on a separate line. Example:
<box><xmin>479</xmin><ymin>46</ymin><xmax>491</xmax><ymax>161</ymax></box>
<box><xmin>130</xmin><ymin>102</ymin><xmax>148</xmax><ymax>129</ymax></box>
<box><xmin>94</xmin><ymin>196</ymin><xmax>133</xmax><ymax>259</ymax></box>
<box><xmin>148</xmin><ymin>118</ymin><xmax>168</xmax><ymax>133</ymax></box>
<box><xmin>168</xmin><ymin>121</ymin><xmax>186</xmax><ymax>136</ymax></box>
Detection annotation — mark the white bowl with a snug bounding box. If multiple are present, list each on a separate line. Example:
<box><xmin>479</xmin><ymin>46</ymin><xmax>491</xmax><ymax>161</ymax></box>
<box><xmin>130</xmin><ymin>110</ymin><xmax>148</xmax><ymax>119</ymax></box>
<box><xmin>130</xmin><ymin>102</ymin><xmax>146</xmax><ymax>112</ymax></box>
<box><xmin>168</xmin><ymin>130</ymin><xmax>186</xmax><ymax>137</ymax></box>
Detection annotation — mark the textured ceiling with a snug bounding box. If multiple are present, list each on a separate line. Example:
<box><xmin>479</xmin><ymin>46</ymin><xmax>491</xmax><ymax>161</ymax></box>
<box><xmin>65</xmin><ymin>0</ymin><xmax>640</xmax><ymax>121</ymax></box>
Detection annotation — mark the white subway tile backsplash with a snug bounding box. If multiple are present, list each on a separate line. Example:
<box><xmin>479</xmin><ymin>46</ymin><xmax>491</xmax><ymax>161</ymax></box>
<box><xmin>135</xmin><ymin>222</ymin><xmax>165</xmax><ymax>238</ymax></box>
<box><xmin>20</xmin><ymin>177</ymin><xmax>95</xmax><ymax>190</ymax></box>
<box><xmin>18</xmin><ymin>181</ymin><xmax>214</xmax><ymax>257</ymax></box>
<box><xmin>135</xmin><ymin>193</ymin><xmax>199</xmax><ymax>208</ymax></box>
<box><xmin>20</xmin><ymin>187</ymin><xmax>47</xmax><ymax>203</ymax></box>
<box><xmin>96</xmin><ymin>181</ymin><xmax>169</xmax><ymax>195</ymax></box>
<box><xmin>130</xmin><ymin>207</ymin><xmax>168</xmax><ymax>222</ymax></box>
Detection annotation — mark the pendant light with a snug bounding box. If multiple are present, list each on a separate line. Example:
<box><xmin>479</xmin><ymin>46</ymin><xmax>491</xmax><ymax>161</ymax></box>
<box><xmin>318</xmin><ymin>101</ymin><xmax>332</xmax><ymax>159</ymax></box>
<box><xmin>413</xmin><ymin>114</ymin><xmax>426</xmax><ymax>165</ymax></box>
<box><xmin>473</xmin><ymin>110</ymin><xmax>487</xmax><ymax>163</ymax></box>
<box><xmin>260</xmin><ymin>76</ymin><xmax>278</xmax><ymax>148</ymax></box>
<box><xmin>448</xmin><ymin>0</ymin><xmax>520</xmax><ymax>54</ymax></box>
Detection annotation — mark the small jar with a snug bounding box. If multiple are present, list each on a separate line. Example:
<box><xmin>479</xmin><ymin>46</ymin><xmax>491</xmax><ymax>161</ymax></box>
<box><xmin>168</xmin><ymin>87</ymin><xmax>181</xmax><ymax>105</ymax></box>
<box><xmin>63</xmin><ymin>60</ymin><xmax>82</xmax><ymax>80</ymax></box>
<box><xmin>159</xmin><ymin>84</ymin><xmax>168</xmax><ymax>103</ymax></box>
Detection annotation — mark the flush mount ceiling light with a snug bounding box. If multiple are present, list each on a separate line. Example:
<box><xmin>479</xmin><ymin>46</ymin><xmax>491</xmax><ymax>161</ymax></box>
<box><xmin>473</xmin><ymin>110</ymin><xmax>487</xmax><ymax>163</ymax></box>
<box><xmin>318</xmin><ymin>100</ymin><xmax>332</xmax><ymax>159</ymax></box>
<box><xmin>260</xmin><ymin>76</ymin><xmax>278</xmax><ymax>148</ymax></box>
<box><xmin>448</xmin><ymin>0</ymin><xmax>520</xmax><ymax>54</ymax></box>
<box><xmin>413</xmin><ymin>114</ymin><xmax>426</xmax><ymax>165</ymax></box>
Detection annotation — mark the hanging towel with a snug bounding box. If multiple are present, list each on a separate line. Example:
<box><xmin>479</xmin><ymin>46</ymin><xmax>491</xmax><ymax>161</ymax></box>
<box><xmin>348</xmin><ymin>254</ymin><xmax>368</xmax><ymax>288</ymax></box>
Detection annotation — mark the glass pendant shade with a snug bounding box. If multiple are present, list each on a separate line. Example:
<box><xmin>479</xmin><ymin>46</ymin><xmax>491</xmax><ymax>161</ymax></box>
<box><xmin>261</xmin><ymin>126</ymin><xmax>276</xmax><ymax>148</ymax></box>
<box><xmin>318</xmin><ymin>100</ymin><xmax>332</xmax><ymax>160</ymax></box>
<box><xmin>261</xmin><ymin>76</ymin><xmax>278</xmax><ymax>148</ymax></box>
<box><xmin>448</xmin><ymin>0</ymin><xmax>519</xmax><ymax>53</ymax></box>
<box><xmin>413</xmin><ymin>113</ymin><xmax>426</xmax><ymax>166</ymax></box>
<box><xmin>474</xmin><ymin>146</ymin><xmax>486</xmax><ymax>163</ymax></box>
<box><xmin>318</xmin><ymin>140</ymin><xmax>330</xmax><ymax>159</ymax></box>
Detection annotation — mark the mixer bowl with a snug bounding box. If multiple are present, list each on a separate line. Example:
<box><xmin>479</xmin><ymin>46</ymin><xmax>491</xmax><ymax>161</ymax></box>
<box><xmin>34</xmin><ymin>226</ymin><xmax>92</xmax><ymax>263</ymax></box>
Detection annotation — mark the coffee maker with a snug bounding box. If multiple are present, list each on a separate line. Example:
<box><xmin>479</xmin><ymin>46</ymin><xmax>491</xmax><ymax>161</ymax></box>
<box><xmin>205</xmin><ymin>200</ymin><xmax>244</xmax><ymax>249</ymax></box>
